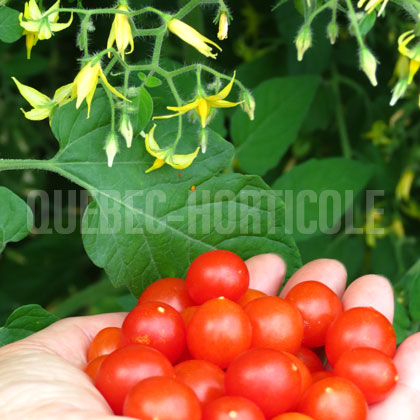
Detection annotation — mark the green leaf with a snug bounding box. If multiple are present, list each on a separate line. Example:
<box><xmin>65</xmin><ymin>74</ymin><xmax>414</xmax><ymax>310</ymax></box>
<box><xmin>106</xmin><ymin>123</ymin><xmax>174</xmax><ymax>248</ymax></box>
<box><xmin>50</xmin><ymin>91</ymin><xmax>301</xmax><ymax>296</ymax></box>
<box><xmin>231</xmin><ymin>76</ymin><xmax>319</xmax><ymax>176</ymax></box>
<box><xmin>0</xmin><ymin>304</ymin><xmax>58</xmax><ymax>346</ymax></box>
<box><xmin>358</xmin><ymin>12</ymin><xmax>376</xmax><ymax>37</ymax></box>
<box><xmin>0</xmin><ymin>7</ymin><xmax>22</xmax><ymax>43</ymax></box>
<box><xmin>397</xmin><ymin>259</ymin><xmax>420</xmax><ymax>322</ymax></box>
<box><xmin>0</xmin><ymin>187</ymin><xmax>33</xmax><ymax>254</ymax></box>
<box><xmin>138</xmin><ymin>72</ymin><xmax>163</xmax><ymax>88</ymax></box>
<box><xmin>272</xmin><ymin>158</ymin><xmax>374</xmax><ymax>241</ymax></box>
<box><xmin>131</xmin><ymin>87</ymin><xmax>153</xmax><ymax>133</ymax></box>
<box><xmin>393</xmin><ymin>298</ymin><xmax>411</xmax><ymax>344</ymax></box>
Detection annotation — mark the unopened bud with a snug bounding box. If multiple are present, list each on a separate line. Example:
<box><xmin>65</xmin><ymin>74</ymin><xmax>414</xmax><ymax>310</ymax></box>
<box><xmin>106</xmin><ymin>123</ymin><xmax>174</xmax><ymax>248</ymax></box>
<box><xmin>200</xmin><ymin>128</ymin><xmax>208</xmax><ymax>154</ymax></box>
<box><xmin>295</xmin><ymin>26</ymin><xmax>312</xmax><ymax>62</ymax></box>
<box><xmin>119</xmin><ymin>113</ymin><xmax>133</xmax><ymax>148</ymax></box>
<box><xmin>390</xmin><ymin>77</ymin><xmax>409</xmax><ymax>106</ymax></box>
<box><xmin>104</xmin><ymin>132</ymin><xmax>119</xmax><ymax>168</ymax></box>
<box><xmin>360</xmin><ymin>47</ymin><xmax>378</xmax><ymax>86</ymax></box>
<box><xmin>217</xmin><ymin>12</ymin><xmax>229</xmax><ymax>40</ymax></box>
<box><xmin>327</xmin><ymin>22</ymin><xmax>338</xmax><ymax>45</ymax></box>
<box><xmin>240</xmin><ymin>90</ymin><xmax>256</xmax><ymax>121</ymax></box>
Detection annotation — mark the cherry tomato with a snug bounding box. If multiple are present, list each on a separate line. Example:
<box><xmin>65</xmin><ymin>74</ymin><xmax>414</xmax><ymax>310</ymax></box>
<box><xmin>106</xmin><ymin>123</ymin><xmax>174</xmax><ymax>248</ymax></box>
<box><xmin>84</xmin><ymin>355</ymin><xmax>106</xmax><ymax>382</ymax></box>
<box><xmin>238</xmin><ymin>289</ymin><xmax>267</xmax><ymax>307</ymax></box>
<box><xmin>311</xmin><ymin>370</ymin><xmax>334</xmax><ymax>383</ymax></box>
<box><xmin>202</xmin><ymin>396</ymin><xmax>265</xmax><ymax>420</ymax></box>
<box><xmin>174</xmin><ymin>359</ymin><xmax>225</xmax><ymax>406</ymax></box>
<box><xmin>87</xmin><ymin>327</ymin><xmax>121</xmax><ymax>362</ymax></box>
<box><xmin>285</xmin><ymin>281</ymin><xmax>343</xmax><ymax>348</ymax></box>
<box><xmin>244</xmin><ymin>296</ymin><xmax>304</xmax><ymax>354</ymax></box>
<box><xmin>123</xmin><ymin>376</ymin><xmax>201</xmax><ymax>420</ymax></box>
<box><xmin>295</xmin><ymin>347</ymin><xmax>324</xmax><ymax>373</ymax></box>
<box><xmin>334</xmin><ymin>347</ymin><xmax>398</xmax><ymax>404</ymax></box>
<box><xmin>325</xmin><ymin>307</ymin><xmax>396</xmax><ymax>365</ymax></box>
<box><xmin>186</xmin><ymin>250</ymin><xmax>249</xmax><ymax>304</ymax></box>
<box><xmin>181</xmin><ymin>305</ymin><xmax>199</xmax><ymax>327</ymax></box>
<box><xmin>137</xmin><ymin>277</ymin><xmax>194</xmax><ymax>312</ymax></box>
<box><xmin>225</xmin><ymin>348</ymin><xmax>301</xmax><ymax>418</ymax></box>
<box><xmin>121</xmin><ymin>301</ymin><xmax>186</xmax><ymax>363</ymax></box>
<box><xmin>284</xmin><ymin>352</ymin><xmax>312</xmax><ymax>402</ymax></box>
<box><xmin>187</xmin><ymin>297</ymin><xmax>252</xmax><ymax>369</ymax></box>
<box><xmin>298</xmin><ymin>377</ymin><xmax>368</xmax><ymax>420</ymax></box>
<box><xmin>95</xmin><ymin>344</ymin><xmax>174</xmax><ymax>415</ymax></box>
<box><xmin>272</xmin><ymin>414</ymin><xmax>315</xmax><ymax>420</ymax></box>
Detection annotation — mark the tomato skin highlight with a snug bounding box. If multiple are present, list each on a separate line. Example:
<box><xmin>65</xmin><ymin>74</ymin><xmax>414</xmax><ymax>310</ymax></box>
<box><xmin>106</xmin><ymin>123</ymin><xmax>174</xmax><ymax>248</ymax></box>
<box><xmin>244</xmin><ymin>296</ymin><xmax>304</xmax><ymax>354</ymax></box>
<box><xmin>121</xmin><ymin>301</ymin><xmax>186</xmax><ymax>363</ymax></box>
<box><xmin>325</xmin><ymin>306</ymin><xmax>397</xmax><ymax>365</ymax></box>
<box><xmin>334</xmin><ymin>347</ymin><xmax>399</xmax><ymax>404</ymax></box>
<box><xmin>186</xmin><ymin>250</ymin><xmax>249</xmax><ymax>304</ymax></box>
<box><xmin>123</xmin><ymin>376</ymin><xmax>201</xmax><ymax>420</ymax></box>
<box><xmin>298</xmin><ymin>377</ymin><xmax>368</xmax><ymax>420</ymax></box>
<box><xmin>295</xmin><ymin>347</ymin><xmax>324</xmax><ymax>373</ymax></box>
<box><xmin>285</xmin><ymin>281</ymin><xmax>343</xmax><ymax>348</ymax></box>
<box><xmin>174</xmin><ymin>359</ymin><xmax>225</xmax><ymax>406</ymax></box>
<box><xmin>87</xmin><ymin>327</ymin><xmax>121</xmax><ymax>362</ymax></box>
<box><xmin>225</xmin><ymin>348</ymin><xmax>302</xmax><ymax>418</ymax></box>
<box><xmin>95</xmin><ymin>344</ymin><xmax>174</xmax><ymax>415</ymax></box>
<box><xmin>202</xmin><ymin>396</ymin><xmax>265</xmax><ymax>420</ymax></box>
<box><xmin>187</xmin><ymin>298</ymin><xmax>252</xmax><ymax>369</ymax></box>
<box><xmin>137</xmin><ymin>277</ymin><xmax>194</xmax><ymax>312</ymax></box>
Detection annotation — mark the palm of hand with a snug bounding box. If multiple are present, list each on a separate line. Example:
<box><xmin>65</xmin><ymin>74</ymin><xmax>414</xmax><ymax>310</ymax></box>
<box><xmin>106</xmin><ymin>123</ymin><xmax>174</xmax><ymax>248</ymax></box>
<box><xmin>0</xmin><ymin>255</ymin><xmax>419</xmax><ymax>420</ymax></box>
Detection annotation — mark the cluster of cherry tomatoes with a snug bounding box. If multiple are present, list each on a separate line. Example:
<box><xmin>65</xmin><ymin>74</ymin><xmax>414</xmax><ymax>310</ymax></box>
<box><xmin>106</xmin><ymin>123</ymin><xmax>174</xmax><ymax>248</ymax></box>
<box><xmin>84</xmin><ymin>250</ymin><xmax>399</xmax><ymax>420</ymax></box>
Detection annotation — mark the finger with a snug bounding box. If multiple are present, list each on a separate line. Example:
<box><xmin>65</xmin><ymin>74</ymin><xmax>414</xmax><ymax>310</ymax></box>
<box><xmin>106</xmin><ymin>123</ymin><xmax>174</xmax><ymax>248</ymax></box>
<box><xmin>280</xmin><ymin>259</ymin><xmax>347</xmax><ymax>298</ymax></box>
<box><xmin>245</xmin><ymin>253</ymin><xmax>286</xmax><ymax>296</ymax></box>
<box><xmin>341</xmin><ymin>275</ymin><xmax>394</xmax><ymax>323</ymax></box>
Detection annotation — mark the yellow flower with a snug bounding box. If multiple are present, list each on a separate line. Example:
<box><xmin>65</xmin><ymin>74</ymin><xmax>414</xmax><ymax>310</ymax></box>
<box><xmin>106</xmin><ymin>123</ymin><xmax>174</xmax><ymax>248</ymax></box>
<box><xmin>107</xmin><ymin>3</ymin><xmax>134</xmax><ymax>60</ymax></box>
<box><xmin>364</xmin><ymin>207</ymin><xmax>385</xmax><ymax>247</ymax></box>
<box><xmin>19</xmin><ymin>0</ymin><xmax>73</xmax><ymax>59</ymax></box>
<box><xmin>217</xmin><ymin>12</ymin><xmax>229</xmax><ymax>40</ymax></box>
<box><xmin>154</xmin><ymin>72</ymin><xmax>241</xmax><ymax>128</ymax></box>
<box><xmin>398</xmin><ymin>30</ymin><xmax>420</xmax><ymax>84</ymax></box>
<box><xmin>167</xmin><ymin>18</ymin><xmax>221</xmax><ymax>59</ymax></box>
<box><xmin>12</xmin><ymin>77</ymin><xmax>72</xmax><ymax>121</ymax></box>
<box><xmin>70</xmin><ymin>59</ymin><xmax>130</xmax><ymax>118</ymax></box>
<box><xmin>396</xmin><ymin>169</ymin><xmax>415</xmax><ymax>201</ymax></box>
<box><xmin>357</xmin><ymin>0</ymin><xmax>389</xmax><ymax>15</ymax></box>
<box><xmin>144</xmin><ymin>125</ymin><xmax>200</xmax><ymax>173</ymax></box>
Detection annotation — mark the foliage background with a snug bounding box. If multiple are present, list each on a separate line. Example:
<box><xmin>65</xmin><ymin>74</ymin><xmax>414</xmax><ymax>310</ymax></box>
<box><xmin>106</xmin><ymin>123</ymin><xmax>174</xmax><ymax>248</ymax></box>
<box><xmin>0</xmin><ymin>0</ymin><xmax>419</xmax><ymax>343</ymax></box>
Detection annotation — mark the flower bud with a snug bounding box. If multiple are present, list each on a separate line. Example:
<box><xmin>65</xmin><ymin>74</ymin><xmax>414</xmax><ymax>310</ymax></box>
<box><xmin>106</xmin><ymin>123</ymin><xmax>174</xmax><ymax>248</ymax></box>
<box><xmin>105</xmin><ymin>132</ymin><xmax>119</xmax><ymax>168</ymax></box>
<box><xmin>327</xmin><ymin>22</ymin><xmax>338</xmax><ymax>45</ymax></box>
<box><xmin>295</xmin><ymin>26</ymin><xmax>312</xmax><ymax>62</ymax></box>
<box><xmin>240</xmin><ymin>90</ymin><xmax>256</xmax><ymax>121</ymax></box>
<box><xmin>390</xmin><ymin>77</ymin><xmax>409</xmax><ymax>106</ymax></box>
<box><xmin>360</xmin><ymin>47</ymin><xmax>378</xmax><ymax>86</ymax></box>
<box><xmin>217</xmin><ymin>12</ymin><xmax>229</xmax><ymax>40</ymax></box>
<box><xmin>200</xmin><ymin>128</ymin><xmax>208</xmax><ymax>154</ymax></box>
<box><xmin>119</xmin><ymin>113</ymin><xmax>133</xmax><ymax>148</ymax></box>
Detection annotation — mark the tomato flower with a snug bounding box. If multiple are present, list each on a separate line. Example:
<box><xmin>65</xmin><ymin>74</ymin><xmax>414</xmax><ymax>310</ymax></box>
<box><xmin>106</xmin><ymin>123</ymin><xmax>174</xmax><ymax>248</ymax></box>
<box><xmin>107</xmin><ymin>3</ymin><xmax>134</xmax><ymax>60</ymax></box>
<box><xmin>12</xmin><ymin>77</ymin><xmax>72</xmax><ymax>121</ymax></box>
<box><xmin>217</xmin><ymin>12</ymin><xmax>229</xmax><ymax>40</ymax></box>
<box><xmin>167</xmin><ymin>18</ymin><xmax>221</xmax><ymax>59</ymax></box>
<box><xmin>358</xmin><ymin>0</ymin><xmax>389</xmax><ymax>15</ymax></box>
<box><xmin>154</xmin><ymin>72</ymin><xmax>241</xmax><ymax>128</ymax></box>
<box><xmin>70</xmin><ymin>59</ymin><xmax>129</xmax><ymax>118</ymax></box>
<box><xmin>398</xmin><ymin>30</ymin><xmax>420</xmax><ymax>84</ymax></box>
<box><xmin>144</xmin><ymin>125</ymin><xmax>200</xmax><ymax>173</ymax></box>
<box><xmin>396</xmin><ymin>169</ymin><xmax>415</xmax><ymax>201</ymax></box>
<box><xmin>19</xmin><ymin>0</ymin><xmax>73</xmax><ymax>59</ymax></box>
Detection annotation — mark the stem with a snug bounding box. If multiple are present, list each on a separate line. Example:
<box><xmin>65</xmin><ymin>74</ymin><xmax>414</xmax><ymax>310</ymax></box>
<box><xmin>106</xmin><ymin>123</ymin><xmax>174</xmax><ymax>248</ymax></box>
<box><xmin>0</xmin><ymin>159</ymin><xmax>54</xmax><ymax>172</ymax></box>
<box><xmin>152</xmin><ymin>31</ymin><xmax>166</xmax><ymax>66</ymax></box>
<box><xmin>80</xmin><ymin>14</ymin><xmax>89</xmax><ymax>57</ymax></box>
<box><xmin>306</xmin><ymin>0</ymin><xmax>335</xmax><ymax>26</ymax></box>
<box><xmin>345</xmin><ymin>0</ymin><xmax>366</xmax><ymax>47</ymax></box>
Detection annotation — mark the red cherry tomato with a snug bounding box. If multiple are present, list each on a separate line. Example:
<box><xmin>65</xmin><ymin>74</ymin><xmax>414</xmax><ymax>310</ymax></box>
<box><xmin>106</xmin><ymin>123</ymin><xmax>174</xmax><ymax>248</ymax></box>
<box><xmin>238</xmin><ymin>289</ymin><xmax>267</xmax><ymax>307</ymax></box>
<box><xmin>187</xmin><ymin>297</ymin><xmax>252</xmax><ymax>369</ymax></box>
<box><xmin>285</xmin><ymin>281</ymin><xmax>343</xmax><ymax>348</ymax></box>
<box><xmin>181</xmin><ymin>305</ymin><xmax>199</xmax><ymax>327</ymax></box>
<box><xmin>298</xmin><ymin>377</ymin><xmax>368</xmax><ymax>420</ymax></box>
<box><xmin>123</xmin><ymin>376</ymin><xmax>201</xmax><ymax>420</ymax></box>
<box><xmin>225</xmin><ymin>348</ymin><xmax>301</xmax><ymax>418</ymax></box>
<box><xmin>121</xmin><ymin>301</ymin><xmax>186</xmax><ymax>363</ymax></box>
<box><xmin>174</xmin><ymin>359</ymin><xmax>225</xmax><ymax>406</ymax></box>
<box><xmin>87</xmin><ymin>327</ymin><xmax>121</xmax><ymax>362</ymax></box>
<box><xmin>334</xmin><ymin>347</ymin><xmax>399</xmax><ymax>404</ymax></box>
<box><xmin>284</xmin><ymin>352</ymin><xmax>313</xmax><ymax>402</ymax></box>
<box><xmin>95</xmin><ymin>344</ymin><xmax>174</xmax><ymax>415</ymax></box>
<box><xmin>84</xmin><ymin>355</ymin><xmax>106</xmax><ymax>382</ymax></box>
<box><xmin>272</xmin><ymin>414</ymin><xmax>315</xmax><ymax>420</ymax></box>
<box><xmin>202</xmin><ymin>396</ymin><xmax>265</xmax><ymax>420</ymax></box>
<box><xmin>311</xmin><ymin>370</ymin><xmax>334</xmax><ymax>383</ymax></box>
<box><xmin>137</xmin><ymin>277</ymin><xmax>194</xmax><ymax>312</ymax></box>
<box><xmin>186</xmin><ymin>250</ymin><xmax>249</xmax><ymax>304</ymax></box>
<box><xmin>244</xmin><ymin>296</ymin><xmax>304</xmax><ymax>354</ymax></box>
<box><xmin>325</xmin><ymin>307</ymin><xmax>396</xmax><ymax>365</ymax></box>
<box><xmin>295</xmin><ymin>347</ymin><xmax>324</xmax><ymax>373</ymax></box>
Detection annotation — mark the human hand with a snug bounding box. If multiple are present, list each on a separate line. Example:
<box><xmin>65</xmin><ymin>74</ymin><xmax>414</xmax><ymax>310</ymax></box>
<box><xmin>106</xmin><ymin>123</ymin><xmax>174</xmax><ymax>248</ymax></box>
<box><xmin>0</xmin><ymin>254</ymin><xmax>417</xmax><ymax>420</ymax></box>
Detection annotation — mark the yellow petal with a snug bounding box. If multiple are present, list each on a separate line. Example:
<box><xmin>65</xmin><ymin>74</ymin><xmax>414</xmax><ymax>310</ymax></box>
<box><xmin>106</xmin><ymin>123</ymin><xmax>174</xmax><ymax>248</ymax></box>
<box><xmin>50</xmin><ymin>13</ymin><xmax>73</xmax><ymax>32</ymax></box>
<box><xmin>98</xmin><ymin>67</ymin><xmax>130</xmax><ymax>103</ymax></box>
<box><xmin>167</xmin><ymin>147</ymin><xmax>200</xmax><ymax>170</ymax></box>
<box><xmin>19</xmin><ymin>20</ymin><xmax>40</xmax><ymax>33</ymax></box>
<box><xmin>75</xmin><ymin>62</ymin><xmax>99</xmax><ymax>109</ymax></box>
<box><xmin>25</xmin><ymin>32</ymin><xmax>38</xmax><ymax>59</ymax></box>
<box><xmin>53</xmin><ymin>83</ymin><xmax>73</xmax><ymax>103</ymax></box>
<box><xmin>408</xmin><ymin>59</ymin><xmax>420</xmax><ymax>84</ymax></box>
<box><xmin>195</xmin><ymin>99</ymin><xmax>210</xmax><ymax>128</ymax></box>
<box><xmin>145</xmin><ymin>125</ymin><xmax>166</xmax><ymax>159</ymax></box>
<box><xmin>46</xmin><ymin>0</ymin><xmax>60</xmax><ymax>23</ymax></box>
<box><xmin>21</xmin><ymin>106</ymin><xmax>51</xmax><ymax>120</ymax></box>
<box><xmin>206</xmin><ymin>72</ymin><xmax>236</xmax><ymax>101</ymax></box>
<box><xmin>145</xmin><ymin>158</ymin><xmax>165</xmax><ymax>173</ymax></box>
<box><xmin>398</xmin><ymin>31</ymin><xmax>415</xmax><ymax>58</ymax></box>
<box><xmin>38</xmin><ymin>21</ymin><xmax>53</xmax><ymax>40</ymax></box>
<box><xmin>166</xmin><ymin>98</ymin><xmax>201</xmax><ymax>113</ymax></box>
<box><xmin>84</xmin><ymin>79</ymin><xmax>97</xmax><ymax>118</ymax></box>
<box><xmin>12</xmin><ymin>77</ymin><xmax>51</xmax><ymax>108</ymax></box>
<box><xmin>208</xmin><ymin>99</ymin><xmax>243</xmax><ymax>108</ymax></box>
<box><xmin>27</xmin><ymin>0</ymin><xmax>42</xmax><ymax>20</ymax></box>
